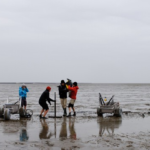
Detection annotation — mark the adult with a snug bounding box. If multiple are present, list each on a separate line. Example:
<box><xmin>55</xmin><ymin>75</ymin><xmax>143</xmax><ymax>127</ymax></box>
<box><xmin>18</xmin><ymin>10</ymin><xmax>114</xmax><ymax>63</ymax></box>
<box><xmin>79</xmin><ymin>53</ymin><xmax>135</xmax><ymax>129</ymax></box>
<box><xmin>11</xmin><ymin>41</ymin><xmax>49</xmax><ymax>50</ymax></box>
<box><xmin>39</xmin><ymin>86</ymin><xmax>55</xmax><ymax>119</ymax></box>
<box><xmin>58</xmin><ymin>80</ymin><xmax>68</xmax><ymax>116</ymax></box>
<box><xmin>67</xmin><ymin>82</ymin><xmax>79</xmax><ymax>117</ymax></box>
<box><xmin>19</xmin><ymin>84</ymin><xmax>29</xmax><ymax>110</ymax></box>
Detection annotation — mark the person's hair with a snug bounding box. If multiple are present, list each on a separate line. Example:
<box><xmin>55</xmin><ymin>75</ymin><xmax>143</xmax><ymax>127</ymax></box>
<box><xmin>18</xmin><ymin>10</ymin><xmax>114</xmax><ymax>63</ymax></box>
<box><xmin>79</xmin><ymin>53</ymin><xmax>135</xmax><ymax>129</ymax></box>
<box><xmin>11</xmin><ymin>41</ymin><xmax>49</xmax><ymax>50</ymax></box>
<box><xmin>22</xmin><ymin>84</ymin><xmax>26</xmax><ymax>87</ymax></box>
<box><xmin>73</xmin><ymin>82</ymin><xmax>77</xmax><ymax>86</ymax></box>
<box><xmin>61</xmin><ymin>80</ymin><xmax>65</xmax><ymax>84</ymax></box>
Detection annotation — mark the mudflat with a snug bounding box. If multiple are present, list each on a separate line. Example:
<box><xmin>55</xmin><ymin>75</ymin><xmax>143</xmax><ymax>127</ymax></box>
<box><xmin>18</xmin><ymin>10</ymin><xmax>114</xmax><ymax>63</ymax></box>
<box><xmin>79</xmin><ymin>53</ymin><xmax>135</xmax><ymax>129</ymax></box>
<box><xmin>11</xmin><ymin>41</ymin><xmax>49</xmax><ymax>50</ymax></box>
<box><xmin>0</xmin><ymin>114</ymin><xmax>150</xmax><ymax>150</ymax></box>
<box><xmin>0</xmin><ymin>83</ymin><xmax>150</xmax><ymax>149</ymax></box>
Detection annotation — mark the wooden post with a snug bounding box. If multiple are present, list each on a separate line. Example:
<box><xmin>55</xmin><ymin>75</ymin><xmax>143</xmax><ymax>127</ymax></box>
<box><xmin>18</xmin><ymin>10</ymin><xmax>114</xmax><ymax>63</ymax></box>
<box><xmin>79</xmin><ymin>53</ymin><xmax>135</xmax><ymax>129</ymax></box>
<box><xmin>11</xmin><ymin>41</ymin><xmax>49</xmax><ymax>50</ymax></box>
<box><xmin>49</xmin><ymin>92</ymin><xmax>62</xmax><ymax>118</ymax></box>
<box><xmin>54</xmin><ymin>92</ymin><xmax>56</xmax><ymax>117</ymax></box>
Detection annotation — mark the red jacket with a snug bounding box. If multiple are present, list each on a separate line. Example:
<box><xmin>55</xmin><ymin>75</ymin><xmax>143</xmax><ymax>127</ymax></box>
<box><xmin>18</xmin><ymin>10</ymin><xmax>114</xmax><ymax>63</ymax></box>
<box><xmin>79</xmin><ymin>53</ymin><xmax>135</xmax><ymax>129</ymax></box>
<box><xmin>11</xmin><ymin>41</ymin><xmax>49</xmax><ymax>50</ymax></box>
<box><xmin>68</xmin><ymin>86</ymin><xmax>79</xmax><ymax>100</ymax></box>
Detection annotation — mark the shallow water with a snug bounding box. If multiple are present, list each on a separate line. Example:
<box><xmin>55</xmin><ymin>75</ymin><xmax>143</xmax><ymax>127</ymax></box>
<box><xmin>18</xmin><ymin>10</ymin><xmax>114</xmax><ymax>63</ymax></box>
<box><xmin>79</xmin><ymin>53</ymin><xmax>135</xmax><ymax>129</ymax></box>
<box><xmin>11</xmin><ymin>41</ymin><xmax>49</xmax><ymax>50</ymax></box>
<box><xmin>0</xmin><ymin>83</ymin><xmax>150</xmax><ymax>149</ymax></box>
<box><xmin>0</xmin><ymin>83</ymin><xmax>150</xmax><ymax>113</ymax></box>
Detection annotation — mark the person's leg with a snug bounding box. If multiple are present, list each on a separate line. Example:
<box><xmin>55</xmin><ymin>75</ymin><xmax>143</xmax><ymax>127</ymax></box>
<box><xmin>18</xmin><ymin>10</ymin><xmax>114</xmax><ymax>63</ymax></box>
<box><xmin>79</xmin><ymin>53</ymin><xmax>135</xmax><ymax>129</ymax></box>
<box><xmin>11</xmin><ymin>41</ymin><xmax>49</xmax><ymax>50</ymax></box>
<box><xmin>68</xmin><ymin>99</ymin><xmax>75</xmax><ymax>116</ymax></box>
<box><xmin>71</xmin><ymin>100</ymin><xmax>76</xmax><ymax>116</ymax></box>
<box><xmin>43</xmin><ymin>109</ymin><xmax>49</xmax><ymax>117</ymax></box>
<box><xmin>60</xmin><ymin>98</ymin><xmax>63</xmax><ymax>109</ymax></box>
<box><xmin>42</xmin><ymin>103</ymin><xmax>49</xmax><ymax>118</ymax></box>
<box><xmin>62</xmin><ymin>99</ymin><xmax>65</xmax><ymax>115</ymax></box>
<box><xmin>40</xmin><ymin>109</ymin><xmax>44</xmax><ymax>115</ymax></box>
<box><xmin>21</xmin><ymin>98</ymin><xmax>23</xmax><ymax>108</ymax></box>
<box><xmin>69</xmin><ymin>107</ymin><xmax>72</xmax><ymax>113</ymax></box>
<box><xmin>67</xmin><ymin>104</ymin><xmax>73</xmax><ymax>117</ymax></box>
<box><xmin>60</xmin><ymin>99</ymin><xmax>65</xmax><ymax>115</ymax></box>
<box><xmin>63</xmin><ymin>99</ymin><xmax>67</xmax><ymax>116</ymax></box>
<box><xmin>24</xmin><ymin>98</ymin><xmax>27</xmax><ymax>110</ymax></box>
<box><xmin>39</xmin><ymin>109</ymin><xmax>44</xmax><ymax>118</ymax></box>
<box><xmin>67</xmin><ymin>107</ymin><xmax>72</xmax><ymax>117</ymax></box>
<box><xmin>39</xmin><ymin>102</ymin><xmax>45</xmax><ymax>118</ymax></box>
<box><xmin>72</xmin><ymin>107</ymin><xmax>76</xmax><ymax>116</ymax></box>
<box><xmin>72</xmin><ymin>107</ymin><xmax>75</xmax><ymax>112</ymax></box>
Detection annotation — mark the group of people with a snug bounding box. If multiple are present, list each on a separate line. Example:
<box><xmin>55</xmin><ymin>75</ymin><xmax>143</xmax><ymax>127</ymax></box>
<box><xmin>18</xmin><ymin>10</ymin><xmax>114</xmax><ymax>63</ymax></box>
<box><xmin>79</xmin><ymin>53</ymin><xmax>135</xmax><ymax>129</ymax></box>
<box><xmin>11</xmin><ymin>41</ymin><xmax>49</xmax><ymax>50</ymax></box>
<box><xmin>19</xmin><ymin>80</ymin><xmax>79</xmax><ymax>119</ymax></box>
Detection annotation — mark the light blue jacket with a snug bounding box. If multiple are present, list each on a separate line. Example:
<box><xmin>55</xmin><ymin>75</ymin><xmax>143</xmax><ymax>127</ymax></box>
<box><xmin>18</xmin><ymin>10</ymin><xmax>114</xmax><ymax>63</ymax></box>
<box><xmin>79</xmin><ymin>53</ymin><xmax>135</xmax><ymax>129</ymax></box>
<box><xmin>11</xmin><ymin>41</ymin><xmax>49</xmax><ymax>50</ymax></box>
<box><xmin>19</xmin><ymin>87</ymin><xmax>29</xmax><ymax>98</ymax></box>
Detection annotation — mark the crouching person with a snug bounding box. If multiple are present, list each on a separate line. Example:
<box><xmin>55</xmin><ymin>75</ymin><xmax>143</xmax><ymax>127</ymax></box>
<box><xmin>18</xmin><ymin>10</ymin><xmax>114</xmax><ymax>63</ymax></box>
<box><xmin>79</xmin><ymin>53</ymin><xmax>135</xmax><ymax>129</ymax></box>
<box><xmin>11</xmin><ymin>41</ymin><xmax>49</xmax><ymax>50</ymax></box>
<box><xmin>67</xmin><ymin>82</ymin><xmax>79</xmax><ymax>117</ymax></box>
<box><xmin>58</xmin><ymin>80</ymin><xmax>68</xmax><ymax>116</ymax></box>
<box><xmin>39</xmin><ymin>86</ymin><xmax>55</xmax><ymax>119</ymax></box>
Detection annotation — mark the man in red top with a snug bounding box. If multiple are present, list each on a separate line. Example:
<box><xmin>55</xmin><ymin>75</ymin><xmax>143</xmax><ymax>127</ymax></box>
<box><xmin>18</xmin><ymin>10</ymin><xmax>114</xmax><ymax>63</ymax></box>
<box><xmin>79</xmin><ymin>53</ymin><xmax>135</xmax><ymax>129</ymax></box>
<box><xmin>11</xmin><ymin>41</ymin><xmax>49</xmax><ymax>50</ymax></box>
<box><xmin>67</xmin><ymin>82</ymin><xmax>79</xmax><ymax>117</ymax></box>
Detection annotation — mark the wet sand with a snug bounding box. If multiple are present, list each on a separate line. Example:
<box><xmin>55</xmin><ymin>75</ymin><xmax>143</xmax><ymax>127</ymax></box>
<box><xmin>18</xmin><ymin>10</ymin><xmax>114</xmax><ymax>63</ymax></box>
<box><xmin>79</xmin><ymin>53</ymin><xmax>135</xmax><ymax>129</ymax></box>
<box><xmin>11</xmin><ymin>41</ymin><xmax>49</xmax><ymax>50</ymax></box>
<box><xmin>0</xmin><ymin>114</ymin><xmax>150</xmax><ymax>150</ymax></box>
<box><xmin>0</xmin><ymin>83</ymin><xmax>150</xmax><ymax>149</ymax></box>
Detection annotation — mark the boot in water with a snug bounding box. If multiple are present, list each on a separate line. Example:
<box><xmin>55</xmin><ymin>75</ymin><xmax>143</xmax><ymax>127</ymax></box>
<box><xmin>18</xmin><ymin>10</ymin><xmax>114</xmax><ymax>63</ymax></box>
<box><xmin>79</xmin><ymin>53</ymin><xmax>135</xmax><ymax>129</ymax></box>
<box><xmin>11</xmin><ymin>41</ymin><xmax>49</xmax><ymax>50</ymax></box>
<box><xmin>67</xmin><ymin>112</ymin><xmax>71</xmax><ymax>117</ymax></box>
<box><xmin>73</xmin><ymin>112</ymin><xmax>76</xmax><ymax>116</ymax></box>
<box><xmin>63</xmin><ymin>108</ymin><xmax>67</xmax><ymax>117</ymax></box>
<box><xmin>42</xmin><ymin>117</ymin><xmax>48</xmax><ymax>119</ymax></box>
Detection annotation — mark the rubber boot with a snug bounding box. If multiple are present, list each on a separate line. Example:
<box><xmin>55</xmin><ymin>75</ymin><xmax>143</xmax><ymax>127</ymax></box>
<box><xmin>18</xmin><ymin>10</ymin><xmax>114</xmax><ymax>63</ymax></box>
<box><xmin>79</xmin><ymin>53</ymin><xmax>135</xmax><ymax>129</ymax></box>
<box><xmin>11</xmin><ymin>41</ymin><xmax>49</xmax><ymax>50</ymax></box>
<box><xmin>63</xmin><ymin>108</ymin><xmax>67</xmax><ymax>117</ymax></box>
<box><xmin>67</xmin><ymin>112</ymin><xmax>71</xmax><ymax>117</ymax></box>
<box><xmin>73</xmin><ymin>112</ymin><xmax>76</xmax><ymax>116</ymax></box>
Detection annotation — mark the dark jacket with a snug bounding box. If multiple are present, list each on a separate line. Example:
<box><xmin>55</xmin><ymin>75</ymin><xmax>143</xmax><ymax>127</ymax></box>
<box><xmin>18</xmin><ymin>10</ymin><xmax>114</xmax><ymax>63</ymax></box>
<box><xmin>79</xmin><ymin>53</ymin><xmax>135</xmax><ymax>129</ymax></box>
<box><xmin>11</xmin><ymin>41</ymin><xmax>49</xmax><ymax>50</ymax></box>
<box><xmin>39</xmin><ymin>90</ymin><xmax>54</xmax><ymax>104</ymax></box>
<box><xmin>58</xmin><ymin>85</ymin><xmax>68</xmax><ymax>99</ymax></box>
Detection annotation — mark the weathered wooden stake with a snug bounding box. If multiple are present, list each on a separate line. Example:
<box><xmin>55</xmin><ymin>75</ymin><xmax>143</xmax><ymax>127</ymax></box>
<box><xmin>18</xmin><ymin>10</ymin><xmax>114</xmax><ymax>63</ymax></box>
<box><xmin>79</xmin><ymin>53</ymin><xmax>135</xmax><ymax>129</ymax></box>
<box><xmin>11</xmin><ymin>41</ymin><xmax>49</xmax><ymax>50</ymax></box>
<box><xmin>54</xmin><ymin>92</ymin><xmax>56</xmax><ymax>117</ymax></box>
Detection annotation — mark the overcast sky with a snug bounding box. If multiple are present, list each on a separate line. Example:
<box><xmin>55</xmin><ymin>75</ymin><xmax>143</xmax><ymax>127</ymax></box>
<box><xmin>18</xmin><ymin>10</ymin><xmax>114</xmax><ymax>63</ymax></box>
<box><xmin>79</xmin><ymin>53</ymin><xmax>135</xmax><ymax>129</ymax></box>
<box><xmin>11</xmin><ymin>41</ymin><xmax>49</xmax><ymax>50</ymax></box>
<box><xmin>0</xmin><ymin>0</ymin><xmax>150</xmax><ymax>83</ymax></box>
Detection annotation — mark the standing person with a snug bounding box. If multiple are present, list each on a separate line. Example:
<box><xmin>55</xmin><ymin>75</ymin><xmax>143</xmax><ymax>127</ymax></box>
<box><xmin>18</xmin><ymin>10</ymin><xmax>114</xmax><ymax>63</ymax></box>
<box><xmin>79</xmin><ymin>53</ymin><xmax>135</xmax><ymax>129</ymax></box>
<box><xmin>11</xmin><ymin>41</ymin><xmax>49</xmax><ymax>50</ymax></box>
<box><xmin>39</xmin><ymin>86</ymin><xmax>55</xmax><ymax>119</ymax></box>
<box><xmin>67</xmin><ymin>82</ymin><xmax>79</xmax><ymax>117</ymax></box>
<box><xmin>58</xmin><ymin>80</ymin><xmax>68</xmax><ymax>116</ymax></box>
<box><xmin>19</xmin><ymin>84</ymin><xmax>29</xmax><ymax>110</ymax></box>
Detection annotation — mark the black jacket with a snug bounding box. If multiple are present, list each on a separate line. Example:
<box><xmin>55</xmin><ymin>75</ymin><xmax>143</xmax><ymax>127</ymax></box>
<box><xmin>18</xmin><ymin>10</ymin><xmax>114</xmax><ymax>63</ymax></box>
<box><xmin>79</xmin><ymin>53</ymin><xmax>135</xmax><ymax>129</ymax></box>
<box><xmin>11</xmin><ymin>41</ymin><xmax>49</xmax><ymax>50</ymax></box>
<box><xmin>39</xmin><ymin>90</ymin><xmax>54</xmax><ymax>104</ymax></box>
<box><xmin>58</xmin><ymin>85</ymin><xmax>68</xmax><ymax>99</ymax></box>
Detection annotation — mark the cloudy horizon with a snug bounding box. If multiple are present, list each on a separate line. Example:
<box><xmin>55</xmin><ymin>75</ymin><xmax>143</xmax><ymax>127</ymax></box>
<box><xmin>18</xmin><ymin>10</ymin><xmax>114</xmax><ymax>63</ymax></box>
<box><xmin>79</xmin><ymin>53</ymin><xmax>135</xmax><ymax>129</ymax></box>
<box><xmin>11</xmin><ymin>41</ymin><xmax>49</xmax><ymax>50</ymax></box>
<box><xmin>0</xmin><ymin>0</ymin><xmax>150</xmax><ymax>83</ymax></box>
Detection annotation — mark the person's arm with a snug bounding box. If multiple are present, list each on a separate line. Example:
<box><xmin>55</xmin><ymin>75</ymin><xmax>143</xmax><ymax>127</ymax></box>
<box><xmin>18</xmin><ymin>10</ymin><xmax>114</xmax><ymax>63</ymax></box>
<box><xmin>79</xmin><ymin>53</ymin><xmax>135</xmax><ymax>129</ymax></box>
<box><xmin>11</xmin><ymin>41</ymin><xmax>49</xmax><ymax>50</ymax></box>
<box><xmin>22</xmin><ymin>90</ymin><xmax>27</xmax><ymax>95</ymax></box>
<box><xmin>67</xmin><ymin>86</ymin><xmax>75</xmax><ymax>92</ymax></box>
<box><xmin>58</xmin><ymin>86</ymin><xmax>61</xmax><ymax>95</ymax></box>
<box><xmin>46</xmin><ymin>92</ymin><xmax>55</xmax><ymax>105</ymax></box>
<box><xmin>19</xmin><ymin>87</ymin><xmax>22</xmax><ymax>96</ymax></box>
<box><xmin>59</xmin><ymin>86</ymin><xmax>63</xmax><ymax>95</ymax></box>
<box><xmin>25</xmin><ymin>88</ymin><xmax>29</xmax><ymax>92</ymax></box>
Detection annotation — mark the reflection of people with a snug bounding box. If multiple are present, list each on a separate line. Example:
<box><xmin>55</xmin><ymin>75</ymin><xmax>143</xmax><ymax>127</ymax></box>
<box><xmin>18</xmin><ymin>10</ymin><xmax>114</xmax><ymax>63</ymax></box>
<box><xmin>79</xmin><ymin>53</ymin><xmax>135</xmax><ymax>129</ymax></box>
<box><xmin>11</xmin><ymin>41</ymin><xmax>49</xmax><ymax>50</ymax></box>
<box><xmin>58</xmin><ymin>80</ymin><xmax>68</xmax><ymax>116</ymax></box>
<box><xmin>39</xmin><ymin>86</ymin><xmax>55</xmax><ymax>119</ymax></box>
<box><xmin>19</xmin><ymin>84</ymin><xmax>29</xmax><ymax>110</ymax></box>
<box><xmin>20</xmin><ymin>129</ymin><xmax>29</xmax><ymax>141</ymax></box>
<box><xmin>67</xmin><ymin>82</ymin><xmax>79</xmax><ymax>117</ymax></box>
<box><xmin>59</xmin><ymin>117</ymin><xmax>67</xmax><ymax>140</ymax></box>
<box><xmin>39</xmin><ymin>119</ymin><xmax>52</xmax><ymax>139</ymax></box>
<box><xmin>69</xmin><ymin>118</ymin><xmax>76</xmax><ymax>140</ymax></box>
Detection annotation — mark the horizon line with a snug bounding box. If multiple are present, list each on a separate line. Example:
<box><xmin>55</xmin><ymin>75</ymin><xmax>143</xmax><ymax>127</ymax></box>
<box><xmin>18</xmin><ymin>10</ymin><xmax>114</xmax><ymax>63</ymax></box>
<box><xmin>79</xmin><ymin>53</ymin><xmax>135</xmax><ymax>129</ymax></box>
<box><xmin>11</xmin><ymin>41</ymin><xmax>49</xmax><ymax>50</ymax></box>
<box><xmin>0</xmin><ymin>82</ymin><xmax>150</xmax><ymax>84</ymax></box>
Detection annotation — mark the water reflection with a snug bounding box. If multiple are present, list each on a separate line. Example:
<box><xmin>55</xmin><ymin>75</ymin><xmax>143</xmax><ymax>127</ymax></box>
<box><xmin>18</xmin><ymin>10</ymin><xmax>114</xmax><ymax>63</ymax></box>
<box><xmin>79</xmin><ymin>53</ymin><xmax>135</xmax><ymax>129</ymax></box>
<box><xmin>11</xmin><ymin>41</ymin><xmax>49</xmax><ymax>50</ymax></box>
<box><xmin>59</xmin><ymin>117</ymin><xmax>67</xmax><ymax>140</ymax></box>
<box><xmin>59</xmin><ymin>117</ymin><xmax>77</xmax><ymax>141</ymax></box>
<box><xmin>69</xmin><ymin>118</ymin><xmax>76</xmax><ymax>140</ymax></box>
<box><xmin>20</xmin><ymin>128</ymin><xmax>29</xmax><ymax>141</ymax></box>
<box><xmin>39</xmin><ymin>119</ymin><xmax>52</xmax><ymax>139</ymax></box>
<box><xmin>97</xmin><ymin>118</ymin><xmax>122</xmax><ymax>137</ymax></box>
